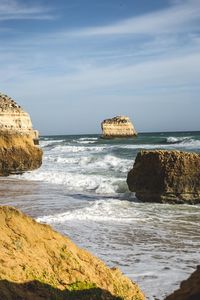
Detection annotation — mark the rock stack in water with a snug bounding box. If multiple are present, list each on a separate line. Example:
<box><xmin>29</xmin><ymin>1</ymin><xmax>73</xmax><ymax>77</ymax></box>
<box><xmin>127</xmin><ymin>150</ymin><xmax>200</xmax><ymax>204</ymax></box>
<box><xmin>0</xmin><ymin>92</ymin><xmax>43</xmax><ymax>175</ymax></box>
<box><xmin>101</xmin><ymin>116</ymin><xmax>137</xmax><ymax>138</ymax></box>
<box><xmin>0</xmin><ymin>206</ymin><xmax>145</xmax><ymax>300</ymax></box>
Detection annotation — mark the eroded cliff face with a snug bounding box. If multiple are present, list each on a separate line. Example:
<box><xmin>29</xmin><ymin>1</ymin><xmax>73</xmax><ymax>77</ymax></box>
<box><xmin>101</xmin><ymin>116</ymin><xmax>137</xmax><ymax>138</ymax></box>
<box><xmin>127</xmin><ymin>150</ymin><xmax>200</xmax><ymax>204</ymax></box>
<box><xmin>0</xmin><ymin>93</ymin><xmax>37</xmax><ymax>135</ymax></box>
<box><xmin>0</xmin><ymin>92</ymin><xmax>42</xmax><ymax>175</ymax></box>
<box><xmin>0</xmin><ymin>206</ymin><xmax>145</xmax><ymax>300</ymax></box>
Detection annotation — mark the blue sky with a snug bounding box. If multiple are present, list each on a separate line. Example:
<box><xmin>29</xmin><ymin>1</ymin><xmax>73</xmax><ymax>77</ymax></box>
<box><xmin>0</xmin><ymin>0</ymin><xmax>200</xmax><ymax>135</ymax></box>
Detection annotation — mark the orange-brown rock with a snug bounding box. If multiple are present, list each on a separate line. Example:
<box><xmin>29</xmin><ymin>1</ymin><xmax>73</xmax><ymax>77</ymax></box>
<box><xmin>0</xmin><ymin>92</ymin><xmax>42</xmax><ymax>175</ymax></box>
<box><xmin>165</xmin><ymin>266</ymin><xmax>200</xmax><ymax>300</ymax></box>
<box><xmin>127</xmin><ymin>150</ymin><xmax>200</xmax><ymax>204</ymax></box>
<box><xmin>0</xmin><ymin>206</ymin><xmax>145</xmax><ymax>300</ymax></box>
<box><xmin>0</xmin><ymin>133</ymin><xmax>42</xmax><ymax>175</ymax></box>
<box><xmin>101</xmin><ymin>116</ymin><xmax>137</xmax><ymax>138</ymax></box>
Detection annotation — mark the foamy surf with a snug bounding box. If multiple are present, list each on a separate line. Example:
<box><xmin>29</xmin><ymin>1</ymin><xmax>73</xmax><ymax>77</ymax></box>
<box><xmin>166</xmin><ymin>136</ymin><xmax>200</xmax><ymax>148</ymax></box>
<box><xmin>37</xmin><ymin>199</ymin><xmax>141</xmax><ymax>223</ymax></box>
<box><xmin>18</xmin><ymin>170</ymin><xmax>129</xmax><ymax>194</ymax></box>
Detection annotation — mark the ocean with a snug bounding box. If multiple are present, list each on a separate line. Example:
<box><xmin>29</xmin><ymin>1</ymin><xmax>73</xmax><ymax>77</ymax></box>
<box><xmin>1</xmin><ymin>131</ymin><xmax>200</xmax><ymax>300</ymax></box>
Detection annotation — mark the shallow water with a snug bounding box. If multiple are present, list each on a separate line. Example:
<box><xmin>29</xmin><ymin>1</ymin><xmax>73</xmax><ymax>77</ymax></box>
<box><xmin>1</xmin><ymin>131</ymin><xmax>200</xmax><ymax>299</ymax></box>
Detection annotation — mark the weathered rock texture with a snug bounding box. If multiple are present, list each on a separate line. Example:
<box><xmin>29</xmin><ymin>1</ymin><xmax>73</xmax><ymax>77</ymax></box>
<box><xmin>127</xmin><ymin>150</ymin><xmax>200</xmax><ymax>204</ymax></box>
<box><xmin>0</xmin><ymin>206</ymin><xmax>145</xmax><ymax>300</ymax></box>
<box><xmin>101</xmin><ymin>116</ymin><xmax>137</xmax><ymax>138</ymax></box>
<box><xmin>165</xmin><ymin>266</ymin><xmax>200</xmax><ymax>300</ymax></box>
<box><xmin>0</xmin><ymin>92</ymin><xmax>37</xmax><ymax>136</ymax></box>
<box><xmin>0</xmin><ymin>92</ymin><xmax>42</xmax><ymax>175</ymax></box>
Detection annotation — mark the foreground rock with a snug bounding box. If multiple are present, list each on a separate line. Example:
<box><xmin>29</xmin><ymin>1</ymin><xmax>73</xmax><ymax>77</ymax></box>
<box><xmin>127</xmin><ymin>150</ymin><xmax>200</xmax><ymax>204</ymax></box>
<box><xmin>0</xmin><ymin>92</ymin><xmax>42</xmax><ymax>175</ymax></box>
<box><xmin>165</xmin><ymin>266</ymin><xmax>200</xmax><ymax>300</ymax></box>
<box><xmin>101</xmin><ymin>116</ymin><xmax>137</xmax><ymax>138</ymax></box>
<box><xmin>0</xmin><ymin>206</ymin><xmax>145</xmax><ymax>300</ymax></box>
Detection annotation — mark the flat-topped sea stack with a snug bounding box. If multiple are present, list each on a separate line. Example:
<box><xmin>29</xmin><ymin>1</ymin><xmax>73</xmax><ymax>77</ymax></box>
<box><xmin>0</xmin><ymin>92</ymin><xmax>42</xmax><ymax>175</ymax></box>
<box><xmin>101</xmin><ymin>116</ymin><xmax>137</xmax><ymax>139</ymax></box>
<box><xmin>127</xmin><ymin>150</ymin><xmax>200</xmax><ymax>204</ymax></box>
<box><xmin>0</xmin><ymin>206</ymin><xmax>145</xmax><ymax>300</ymax></box>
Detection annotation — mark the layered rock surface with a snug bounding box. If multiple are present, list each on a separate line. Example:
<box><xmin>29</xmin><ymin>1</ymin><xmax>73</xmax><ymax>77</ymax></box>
<box><xmin>165</xmin><ymin>266</ymin><xmax>200</xmax><ymax>300</ymax></box>
<box><xmin>101</xmin><ymin>116</ymin><xmax>137</xmax><ymax>138</ymax></box>
<box><xmin>127</xmin><ymin>150</ymin><xmax>200</xmax><ymax>204</ymax></box>
<box><xmin>0</xmin><ymin>206</ymin><xmax>145</xmax><ymax>300</ymax></box>
<box><xmin>0</xmin><ymin>93</ymin><xmax>42</xmax><ymax>175</ymax></box>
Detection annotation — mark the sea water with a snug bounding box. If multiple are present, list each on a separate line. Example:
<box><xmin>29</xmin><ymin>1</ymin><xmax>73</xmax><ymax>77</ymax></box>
<box><xmin>1</xmin><ymin>131</ymin><xmax>200</xmax><ymax>300</ymax></box>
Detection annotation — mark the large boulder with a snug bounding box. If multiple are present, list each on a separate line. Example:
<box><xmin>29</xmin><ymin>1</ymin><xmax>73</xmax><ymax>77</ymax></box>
<box><xmin>0</xmin><ymin>206</ymin><xmax>145</xmax><ymax>300</ymax></box>
<box><xmin>0</xmin><ymin>92</ymin><xmax>42</xmax><ymax>175</ymax></box>
<box><xmin>165</xmin><ymin>266</ymin><xmax>200</xmax><ymax>300</ymax></box>
<box><xmin>127</xmin><ymin>150</ymin><xmax>200</xmax><ymax>204</ymax></box>
<box><xmin>101</xmin><ymin>116</ymin><xmax>137</xmax><ymax>138</ymax></box>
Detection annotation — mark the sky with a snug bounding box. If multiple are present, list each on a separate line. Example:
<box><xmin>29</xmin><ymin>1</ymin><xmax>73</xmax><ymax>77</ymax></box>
<box><xmin>0</xmin><ymin>0</ymin><xmax>200</xmax><ymax>135</ymax></box>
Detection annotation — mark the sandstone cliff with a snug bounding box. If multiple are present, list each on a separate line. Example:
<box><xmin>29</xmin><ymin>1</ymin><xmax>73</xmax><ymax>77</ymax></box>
<box><xmin>0</xmin><ymin>92</ymin><xmax>42</xmax><ymax>175</ymax></box>
<box><xmin>127</xmin><ymin>150</ymin><xmax>200</xmax><ymax>204</ymax></box>
<box><xmin>101</xmin><ymin>116</ymin><xmax>137</xmax><ymax>138</ymax></box>
<box><xmin>0</xmin><ymin>92</ymin><xmax>38</xmax><ymax>140</ymax></box>
<box><xmin>0</xmin><ymin>206</ymin><xmax>145</xmax><ymax>300</ymax></box>
<box><xmin>165</xmin><ymin>266</ymin><xmax>200</xmax><ymax>300</ymax></box>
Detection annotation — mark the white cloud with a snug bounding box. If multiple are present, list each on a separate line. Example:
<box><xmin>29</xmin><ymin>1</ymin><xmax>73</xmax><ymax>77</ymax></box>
<box><xmin>67</xmin><ymin>0</ymin><xmax>200</xmax><ymax>36</ymax></box>
<box><xmin>0</xmin><ymin>0</ymin><xmax>54</xmax><ymax>20</ymax></box>
<box><xmin>1</xmin><ymin>50</ymin><xmax>199</xmax><ymax>96</ymax></box>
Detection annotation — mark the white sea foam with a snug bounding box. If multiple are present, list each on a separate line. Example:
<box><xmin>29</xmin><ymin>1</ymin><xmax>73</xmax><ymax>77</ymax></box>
<box><xmin>122</xmin><ymin>139</ymin><xmax>200</xmax><ymax>150</ymax></box>
<box><xmin>79</xmin><ymin>137</ymin><xmax>98</xmax><ymax>141</ymax></box>
<box><xmin>19</xmin><ymin>170</ymin><xmax>127</xmax><ymax>194</ymax></box>
<box><xmin>40</xmin><ymin>139</ymin><xmax>65</xmax><ymax>148</ymax></box>
<box><xmin>37</xmin><ymin>199</ymin><xmax>140</xmax><ymax>223</ymax></box>
<box><xmin>166</xmin><ymin>137</ymin><xmax>182</xmax><ymax>143</ymax></box>
<box><xmin>46</xmin><ymin>154</ymin><xmax>131</xmax><ymax>174</ymax></box>
<box><xmin>166</xmin><ymin>136</ymin><xmax>192</xmax><ymax>143</ymax></box>
<box><xmin>166</xmin><ymin>137</ymin><xmax>200</xmax><ymax>149</ymax></box>
<box><xmin>77</xmin><ymin>140</ymin><xmax>97</xmax><ymax>144</ymax></box>
<box><xmin>51</xmin><ymin>145</ymin><xmax>106</xmax><ymax>153</ymax></box>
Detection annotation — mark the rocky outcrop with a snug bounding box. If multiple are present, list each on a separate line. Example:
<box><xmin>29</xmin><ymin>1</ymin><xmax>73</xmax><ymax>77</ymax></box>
<box><xmin>0</xmin><ymin>92</ymin><xmax>38</xmax><ymax>139</ymax></box>
<box><xmin>127</xmin><ymin>150</ymin><xmax>200</xmax><ymax>204</ymax></box>
<box><xmin>165</xmin><ymin>266</ymin><xmax>200</xmax><ymax>300</ymax></box>
<box><xmin>0</xmin><ymin>92</ymin><xmax>42</xmax><ymax>175</ymax></box>
<box><xmin>0</xmin><ymin>206</ymin><xmax>145</xmax><ymax>300</ymax></box>
<box><xmin>101</xmin><ymin>116</ymin><xmax>137</xmax><ymax>138</ymax></box>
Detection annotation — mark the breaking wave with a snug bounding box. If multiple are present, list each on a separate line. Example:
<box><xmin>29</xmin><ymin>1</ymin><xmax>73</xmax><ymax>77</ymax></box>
<box><xmin>19</xmin><ymin>170</ymin><xmax>129</xmax><ymax>195</ymax></box>
<box><xmin>37</xmin><ymin>199</ymin><xmax>140</xmax><ymax>223</ymax></box>
<box><xmin>46</xmin><ymin>154</ymin><xmax>131</xmax><ymax>173</ymax></box>
<box><xmin>165</xmin><ymin>136</ymin><xmax>200</xmax><ymax>148</ymax></box>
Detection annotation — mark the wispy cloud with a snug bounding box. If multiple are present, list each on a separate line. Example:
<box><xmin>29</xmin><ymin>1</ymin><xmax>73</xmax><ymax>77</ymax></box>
<box><xmin>0</xmin><ymin>0</ymin><xmax>54</xmax><ymax>20</ymax></box>
<box><xmin>67</xmin><ymin>0</ymin><xmax>200</xmax><ymax>36</ymax></box>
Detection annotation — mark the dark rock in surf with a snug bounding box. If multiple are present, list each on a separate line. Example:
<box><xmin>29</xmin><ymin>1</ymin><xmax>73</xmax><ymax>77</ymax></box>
<box><xmin>127</xmin><ymin>150</ymin><xmax>200</xmax><ymax>204</ymax></box>
<box><xmin>165</xmin><ymin>266</ymin><xmax>200</xmax><ymax>300</ymax></box>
